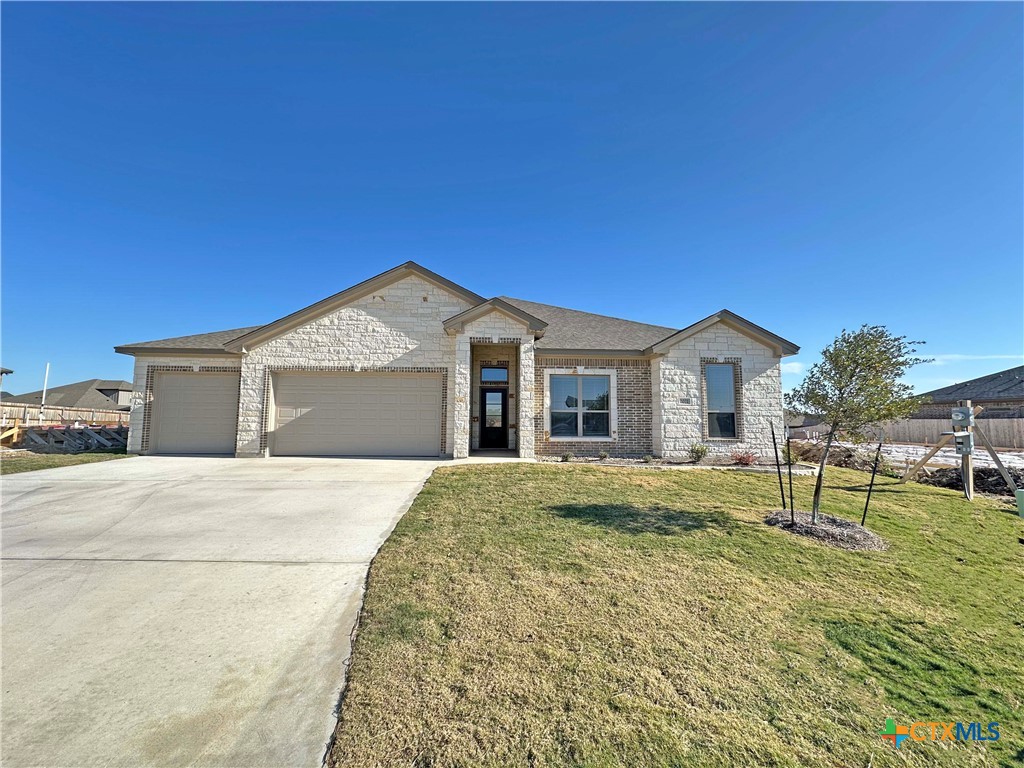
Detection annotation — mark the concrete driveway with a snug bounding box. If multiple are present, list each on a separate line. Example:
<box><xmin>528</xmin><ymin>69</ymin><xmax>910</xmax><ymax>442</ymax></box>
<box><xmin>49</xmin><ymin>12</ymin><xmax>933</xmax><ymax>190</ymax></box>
<box><xmin>1</xmin><ymin>456</ymin><xmax>438</xmax><ymax>768</ymax></box>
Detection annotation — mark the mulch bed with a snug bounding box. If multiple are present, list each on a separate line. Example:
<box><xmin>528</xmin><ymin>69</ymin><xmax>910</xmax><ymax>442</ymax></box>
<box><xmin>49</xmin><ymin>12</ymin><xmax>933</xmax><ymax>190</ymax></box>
<box><xmin>764</xmin><ymin>509</ymin><xmax>888</xmax><ymax>552</ymax></box>
<box><xmin>918</xmin><ymin>467</ymin><xmax>1022</xmax><ymax>497</ymax></box>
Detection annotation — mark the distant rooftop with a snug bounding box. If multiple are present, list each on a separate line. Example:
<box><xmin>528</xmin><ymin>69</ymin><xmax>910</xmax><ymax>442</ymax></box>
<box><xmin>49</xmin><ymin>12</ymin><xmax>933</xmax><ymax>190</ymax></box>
<box><xmin>5</xmin><ymin>378</ymin><xmax>133</xmax><ymax>410</ymax></box>
<box><xmin>918</xmin><ymin>365</ymin><xmax>1024</xmax><ymax>403</ymax></box>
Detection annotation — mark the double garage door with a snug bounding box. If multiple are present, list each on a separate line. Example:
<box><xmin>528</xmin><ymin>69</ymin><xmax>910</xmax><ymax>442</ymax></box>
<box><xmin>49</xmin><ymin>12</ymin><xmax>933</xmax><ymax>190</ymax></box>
<box><xmin>272</xmin><ymin>372</ymin><xmax>441</xmax><ymax>457</ymax></box>
<box><xmin>150</xmin><ymin>371</ymin><xmax>442</xmax><ymax>457</ymax></box>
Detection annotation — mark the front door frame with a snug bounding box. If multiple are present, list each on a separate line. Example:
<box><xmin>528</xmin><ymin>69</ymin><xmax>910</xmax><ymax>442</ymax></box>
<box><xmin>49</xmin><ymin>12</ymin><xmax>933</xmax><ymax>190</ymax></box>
<box><xmin>479</xmin><ymin>387</ymin><xmax>509</xmax><ymax>450</ymax></box>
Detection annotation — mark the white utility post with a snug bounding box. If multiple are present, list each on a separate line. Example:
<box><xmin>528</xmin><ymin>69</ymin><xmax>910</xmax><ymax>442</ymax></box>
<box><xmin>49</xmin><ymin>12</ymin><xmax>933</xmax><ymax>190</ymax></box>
<box><xmin>39</xmin><ymin>362</ymin><xmax>50</xmax><ymax>426</ymax></box>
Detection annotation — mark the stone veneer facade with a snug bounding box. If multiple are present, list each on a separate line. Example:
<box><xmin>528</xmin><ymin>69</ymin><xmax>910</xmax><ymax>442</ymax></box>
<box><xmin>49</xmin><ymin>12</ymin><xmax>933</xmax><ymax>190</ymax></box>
<box><xmin>652</xmin><ymin>324</ymin><xmax>783</xmax><ymax>457</ymax></box>
<box><xmin>127</xmin><ymin>276</ymin><xmax>784</xmax><ymax>460</ymax></box>
<box><xmin>454</xmin><ymin>313</ymin><xmax>534</xmax><ymax>459</ymax></box>
<box><xmin>234</xmin><ymin>274</ymin><xmax>472</xmax><ymax>457</ymax></box>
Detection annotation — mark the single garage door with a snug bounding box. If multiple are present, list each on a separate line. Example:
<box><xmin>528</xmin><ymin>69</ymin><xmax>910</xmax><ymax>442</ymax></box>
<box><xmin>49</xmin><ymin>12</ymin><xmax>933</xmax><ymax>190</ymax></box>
<box><xmin>272</xmin><ymin>372</ymin><xmax>441</xmax><ymax>457</ymax></box>
<box><xmin>151</xmin><ymin>372</ymin><xmax>240</xmax><ymax>454</ymax></box>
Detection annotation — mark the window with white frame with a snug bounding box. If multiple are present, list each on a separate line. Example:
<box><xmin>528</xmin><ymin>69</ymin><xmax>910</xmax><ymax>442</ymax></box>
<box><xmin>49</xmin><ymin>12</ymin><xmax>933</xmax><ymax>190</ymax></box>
<box><xmin>549</xmin><ymin>374</ymin><xmax>611</xmax><ymax>438</ymax></box>
<box><xmin>704</xmin><ymin>363</ymin><xmax>738</xmax><ymax>439</ymax></box>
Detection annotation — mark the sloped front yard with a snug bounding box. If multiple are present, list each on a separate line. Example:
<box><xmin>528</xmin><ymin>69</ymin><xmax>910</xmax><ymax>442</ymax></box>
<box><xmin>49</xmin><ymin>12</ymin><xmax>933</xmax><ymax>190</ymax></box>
<box><xmin>328</xmin><ymin>465</ymin><xmax>1023</xmax><ymax>768</ymax></box>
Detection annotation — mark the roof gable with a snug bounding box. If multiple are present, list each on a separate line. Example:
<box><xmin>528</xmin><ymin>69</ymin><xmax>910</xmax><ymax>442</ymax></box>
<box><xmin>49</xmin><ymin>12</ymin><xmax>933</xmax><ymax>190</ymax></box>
<box><xmin>224</xmin><ymin>262</ymin><xmax>485</xmax><ymax>352</ymax></box>
<box><xmin>443</xmin><ymin>299</ymin><xmax>547</xmax><ymax>336</ymax></box>
<box><xmin>647</xmin><ymin>310</ymin><xmax>800</xmax><ymax>357</ymax></box>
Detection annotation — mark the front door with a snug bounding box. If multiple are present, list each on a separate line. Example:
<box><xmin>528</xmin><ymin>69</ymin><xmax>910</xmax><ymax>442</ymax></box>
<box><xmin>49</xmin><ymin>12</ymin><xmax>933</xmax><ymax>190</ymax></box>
<box><xmin>480</xmin><ymin>388</ymin><xmax>508</xmax><ymax>449</ymax></box>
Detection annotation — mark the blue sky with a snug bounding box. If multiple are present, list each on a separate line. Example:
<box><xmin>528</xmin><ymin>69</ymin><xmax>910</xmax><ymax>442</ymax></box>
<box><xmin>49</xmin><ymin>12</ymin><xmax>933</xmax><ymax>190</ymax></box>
<box><xmin>3</xmin><ymin>3</ymin><xmax>1022</xmax><ymax>395</ymax></box>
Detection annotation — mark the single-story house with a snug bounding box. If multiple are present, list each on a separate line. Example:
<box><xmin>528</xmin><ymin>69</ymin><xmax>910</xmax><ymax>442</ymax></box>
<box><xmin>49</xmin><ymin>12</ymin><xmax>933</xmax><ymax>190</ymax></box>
<box><xmin>7</xmin><ymin>378</ymin><xmax>133</xmax><ymax>411</ymax></box>
<box><xmin>114</xmin><ymin>262</ymin><xmax>799</xmax><ymax>459</ymax></box>
<box><xmin>913</xmin><ymin>366</ymin><xmax>1024</xmax><ymax>419</ymax></box>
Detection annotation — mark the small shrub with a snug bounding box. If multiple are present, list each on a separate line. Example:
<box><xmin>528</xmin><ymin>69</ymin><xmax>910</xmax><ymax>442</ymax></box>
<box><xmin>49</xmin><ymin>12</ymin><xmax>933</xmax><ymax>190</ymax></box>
<box><xmin>731</xmin><ymin>451</ymin><xmax>758</xmax><ymax>466</ymax></box>
<box><xmin>597</xmin><ymin>451</ymin><xmax>609</xmax><ymax>460</ymax></box>
<box><xmin>687</xmin><ymin>443</ymin><xmax>709</xmax><ymax>463</ymax></box>
<box><xmin>642</xmin><ymin>455</ymin><xmax>654</xmax><ymax>463</ymax></box>
<box><xmin>561</xmin><ymin>452</ymin><xmax>574</xmax><ymax>463</ymax></box>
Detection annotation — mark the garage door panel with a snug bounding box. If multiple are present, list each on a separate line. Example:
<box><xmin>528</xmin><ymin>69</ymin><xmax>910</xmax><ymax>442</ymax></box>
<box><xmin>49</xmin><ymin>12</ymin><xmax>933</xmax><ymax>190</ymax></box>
<box><xmin>272</xmin><ymin>373</ymin><xmax>441</xmax><ymax>457</ymax></box>
<box><xmin>152</xmin><ymin>373</ymin><xmax>239</xmax><ymax>455</ymax></box>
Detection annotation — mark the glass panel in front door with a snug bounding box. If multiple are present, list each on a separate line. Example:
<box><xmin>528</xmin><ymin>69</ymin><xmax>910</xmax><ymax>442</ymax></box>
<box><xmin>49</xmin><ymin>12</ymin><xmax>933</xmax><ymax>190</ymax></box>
<box><xmin>485</xmin><ymin>392</ymin><xmax>504</xmax><ymax>427</ymax></box>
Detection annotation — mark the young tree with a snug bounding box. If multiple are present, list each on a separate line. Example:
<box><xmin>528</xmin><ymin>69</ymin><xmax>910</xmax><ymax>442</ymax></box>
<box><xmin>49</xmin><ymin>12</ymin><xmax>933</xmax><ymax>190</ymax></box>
<box><xmin>785</xmin><ymin>325</ymin><xmax>928</xmax><ymax>523</ymax></box>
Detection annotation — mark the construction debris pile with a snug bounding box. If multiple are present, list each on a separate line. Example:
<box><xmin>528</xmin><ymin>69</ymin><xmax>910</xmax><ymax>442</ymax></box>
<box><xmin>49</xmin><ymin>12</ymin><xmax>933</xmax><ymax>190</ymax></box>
<box><xmin>788</xmin><ymin>440</ymin><xmax>899</xmax><ymax>477</ymax></box>
<box><xmin>918</xmin><ymin>467</ymin><xmax>1023</xmax><ymax>498</ymax></box>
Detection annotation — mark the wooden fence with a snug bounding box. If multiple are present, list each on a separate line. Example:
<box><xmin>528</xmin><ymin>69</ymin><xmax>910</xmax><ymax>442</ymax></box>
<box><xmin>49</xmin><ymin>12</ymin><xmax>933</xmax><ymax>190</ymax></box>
<box><xmin>0</xmin><ymin>402</ymin><xmax>129</xmax><ymax>427</ymax></box>
<box><xmin>883</xmin><ymin>418</ymin><xmax>1024</xmax><ymax>450</ymax></box>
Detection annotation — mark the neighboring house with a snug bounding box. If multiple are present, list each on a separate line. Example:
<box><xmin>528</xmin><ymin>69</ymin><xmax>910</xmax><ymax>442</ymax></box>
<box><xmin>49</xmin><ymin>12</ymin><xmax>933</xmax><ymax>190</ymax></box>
<box><xmin>786</xmin><ymin>413</ymin><xmax>829</xmax><ymax>440</ymax></box>
<box><xmin>913</xmin><ymin>366</ymin><xmax>1024</xmax><ymax>419</ymax></box>
<box><xmin>0</xmin><ymin>367</ymin><xmax>13</xmax><ymax>395</ymax></box>
<box><xmin>115</xmin><ymin>262</ymin><xmax>799</xmax><ymax>458</ymax></box>
<box><xmin>785</xmin><ymin>411</ymin><xmax>824</xmax><ymax>429</ymax></box>
<box><xmin>8</xmin><ymin>379</ymin><xmax>133</xmax><ymax>411</ymax></box>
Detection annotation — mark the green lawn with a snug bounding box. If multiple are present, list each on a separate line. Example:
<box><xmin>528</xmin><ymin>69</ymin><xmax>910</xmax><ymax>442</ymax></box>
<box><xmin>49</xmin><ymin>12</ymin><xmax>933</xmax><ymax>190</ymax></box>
<box><xmin>0</xmin><ymin>450</ymin><xmax>131</xmax><ymax>475</ymax></box>
<box><xmin>328</xmin><ymin>464</ymin><xmax>1023</xmax><ymax>768</ymax></box>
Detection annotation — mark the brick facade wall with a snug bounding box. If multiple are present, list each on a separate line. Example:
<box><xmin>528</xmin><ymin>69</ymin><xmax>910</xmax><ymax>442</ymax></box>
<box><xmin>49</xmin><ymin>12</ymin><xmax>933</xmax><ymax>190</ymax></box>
<box><xmin>533</xmin><ymin>357</ymin><xmax>652</xmax><ymax>458</ymax></box>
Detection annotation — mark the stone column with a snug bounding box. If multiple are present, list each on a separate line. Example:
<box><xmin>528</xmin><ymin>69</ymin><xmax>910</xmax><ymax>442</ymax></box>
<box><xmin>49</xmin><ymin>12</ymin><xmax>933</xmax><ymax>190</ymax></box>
<box><xmin>235</xmin><ymin>360</ymin><xmax>267</xmax><ymax>457</ymax></box>
<box><xmin>650</xmin><ymin>356</ymin><xmax>664</xmax><ymax>457</ymax></box>
<box><xmin>453</xmin><ymin>335</ymin><xmax>472</xmax><ymax>459</ymax></box>
<box><xmin>517</xmin><ymin>337</ymin><xmax>535</xmax><ymax>459</ymax></box>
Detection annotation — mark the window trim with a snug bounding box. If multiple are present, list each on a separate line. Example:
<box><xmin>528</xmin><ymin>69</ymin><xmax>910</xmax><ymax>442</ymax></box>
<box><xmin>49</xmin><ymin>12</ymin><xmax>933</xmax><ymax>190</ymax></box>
<box><xmin>702</xmin><ymin>359</ymin><xmax>742</xmax><ymax>441</ymax></box>
<box><xmin>543</xmin><ymin>368</ymin><xmax>618</xmax><ymax>442</ymax></box>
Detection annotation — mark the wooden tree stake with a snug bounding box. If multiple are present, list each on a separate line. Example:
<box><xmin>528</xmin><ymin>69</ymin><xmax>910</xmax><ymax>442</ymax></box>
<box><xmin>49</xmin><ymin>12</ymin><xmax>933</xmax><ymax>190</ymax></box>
<box><xmin>974</xmin><ymin>421</ymin><xmax>1018</xmax><ymax>495</ymax></box>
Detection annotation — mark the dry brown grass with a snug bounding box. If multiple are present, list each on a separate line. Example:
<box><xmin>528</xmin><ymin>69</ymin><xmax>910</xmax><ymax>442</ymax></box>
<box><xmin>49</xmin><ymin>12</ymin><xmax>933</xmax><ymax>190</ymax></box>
<box><xmin>0</xmin><ymin>449</ymin><xmax>130</xmax><ymax>475</ymax></box>
<box><xmin>328</xmin><ymin>464</ymin><xmax>1022</xmax><ymax>768</ymax></box>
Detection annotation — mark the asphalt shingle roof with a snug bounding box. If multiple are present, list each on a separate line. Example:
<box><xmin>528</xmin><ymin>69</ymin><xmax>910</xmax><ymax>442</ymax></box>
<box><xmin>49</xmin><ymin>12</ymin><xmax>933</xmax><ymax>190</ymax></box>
<box><xmin>499</xmin><ymin>297</ymin><xmax>676</xmax><ymax>351</ymax></box>
<box><xmin>115</xmin><ymin>327</ymin><xmax>262</xmax><ymax>352</ymax></box>
<box><xmin>116</xmin><ymin>305</ymin><xmax>676</xmax><ymax>354</ymax></box>
<box><xmin>918</xmin><ymin>366</ymin><xmax>1024</xmax><ymax>403</ymax></box>
<box><xmin>8</xmin><ymin>379</ymin><xmax>133</xmax><ymax>409</ymax></box>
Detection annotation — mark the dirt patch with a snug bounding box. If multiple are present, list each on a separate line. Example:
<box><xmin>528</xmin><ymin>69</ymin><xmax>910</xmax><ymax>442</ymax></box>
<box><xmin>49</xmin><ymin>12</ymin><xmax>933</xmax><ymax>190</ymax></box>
<box><xmin>917</xmin><ymin>467</ymin><xmax>1022</xmax><ymax>497</ymax></box>
<box><xmin>788</xmin><ymin>441</ymin><xmax>898</xmax><ymax>476</ymax></box>
<box><xmin>764</xmin><ymin>509</ymin><xmax>888</xmax><ymax>552</ymax></box>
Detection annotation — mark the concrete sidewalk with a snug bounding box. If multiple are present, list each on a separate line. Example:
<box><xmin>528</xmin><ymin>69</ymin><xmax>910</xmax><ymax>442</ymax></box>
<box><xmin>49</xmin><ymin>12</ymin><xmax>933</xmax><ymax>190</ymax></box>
<box><xmin>1</xmin><ymin>456</ymin><xmax>438</xmax><ymax>768</ymax></box>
